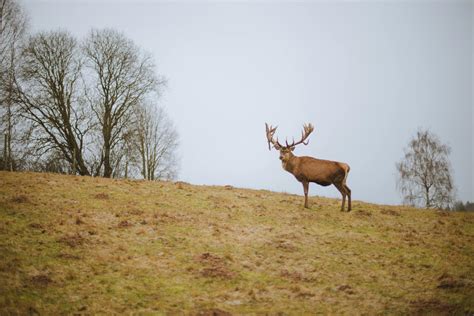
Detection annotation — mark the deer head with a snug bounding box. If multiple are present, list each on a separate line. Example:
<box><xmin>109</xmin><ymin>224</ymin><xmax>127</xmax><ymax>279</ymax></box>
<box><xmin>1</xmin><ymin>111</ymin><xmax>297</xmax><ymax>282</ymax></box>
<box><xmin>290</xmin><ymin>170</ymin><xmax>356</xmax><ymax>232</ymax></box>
<box><xmin>265</xmin><ymin>123</ymin><xmax>314</xmax><ymax>162</ymax></box>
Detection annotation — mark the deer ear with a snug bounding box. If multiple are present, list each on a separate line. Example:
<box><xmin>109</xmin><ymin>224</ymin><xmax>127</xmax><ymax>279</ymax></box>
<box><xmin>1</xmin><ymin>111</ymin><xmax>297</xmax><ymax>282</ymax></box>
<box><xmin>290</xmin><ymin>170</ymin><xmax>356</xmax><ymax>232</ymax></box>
<box><xmin>290</xmin><ymin>146</ymin><xmax>296</xmax><ymax>151</ymax></box>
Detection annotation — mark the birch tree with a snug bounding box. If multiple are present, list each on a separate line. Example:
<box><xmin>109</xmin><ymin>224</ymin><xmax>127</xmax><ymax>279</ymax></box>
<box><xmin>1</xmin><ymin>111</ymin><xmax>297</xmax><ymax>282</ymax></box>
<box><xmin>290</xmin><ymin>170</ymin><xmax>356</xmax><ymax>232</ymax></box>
<box><xmin>396</xmin><ymin>129</ymin><xmax>454</xmax><ymax>209</ymax></box>
<box><xmin>135</xmin><ymin>103</ymin><xmax>178</xmax><ymax>180</ymax></box>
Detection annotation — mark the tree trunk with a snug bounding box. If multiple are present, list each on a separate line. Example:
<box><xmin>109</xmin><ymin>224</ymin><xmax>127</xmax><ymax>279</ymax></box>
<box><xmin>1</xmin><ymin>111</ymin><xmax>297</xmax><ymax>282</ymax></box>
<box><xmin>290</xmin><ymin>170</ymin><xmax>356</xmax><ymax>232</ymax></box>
<box><xmin>140</xmin><ymin>137</ymin><xmax>147</xmax><ymax>179</ymax></box>
<box><xmin>6</xmin><ymin>41</ymin><xmax>14</xmax><ymax>171</ymax></box>
<box><xmin>7</xmin><ymin>132</ymin><xmax>11</xmax><ymax>171</ymax></box>
<box><xmin>125</xmin><ymin>160</ymin><xmax>128</xmax><ymax>179</ymax></box>
<box><xmin>424</xmin><ymin>185</ymin><xmax>431</xmax><ymax>208</ymax></box>
<box><xmin>72</xmin><ymin>147</ymin><xmax>77</xmax><ymax>174</ymax></box>
<box><xmin>73</xmin><ymin>145</ymin><xmax>90</xmax><ymax>176</ymax></box>
<box><xmin>3</xmin><ymin>134</ymin><xmax>7</xmax><ymax>170</ymax></box>
<box><xmin>104</xmin><ymin>147</ymin><xmax>111</xmax><ymax>177</ymax></box>
<box><xmin>103</xmin><ymin>121</ymin><xmax>112</xmax><ymax>178</ymax></box>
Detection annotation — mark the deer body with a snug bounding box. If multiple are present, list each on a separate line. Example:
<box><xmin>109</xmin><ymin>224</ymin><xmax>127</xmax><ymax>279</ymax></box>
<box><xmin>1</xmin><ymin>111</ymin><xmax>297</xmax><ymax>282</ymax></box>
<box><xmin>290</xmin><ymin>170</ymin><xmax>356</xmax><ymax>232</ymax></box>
<box><xmin>282</xmin><ymin>155</ymin><xmax>347</xmax><ymax>186</ymax></box>
<box><xmin>266</xmin><ymin>123</ymin><xmax>351</xmax><ymax>211</ymax></box>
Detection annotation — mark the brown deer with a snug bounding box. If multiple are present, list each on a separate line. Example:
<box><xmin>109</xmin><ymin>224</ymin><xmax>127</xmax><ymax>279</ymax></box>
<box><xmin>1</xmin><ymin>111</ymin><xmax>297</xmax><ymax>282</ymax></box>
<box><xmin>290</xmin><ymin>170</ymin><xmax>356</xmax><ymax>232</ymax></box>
<box><xmin>265</xmin><ymin>123</ymin><xmax>351</xmax><ymax>211</ymax></box>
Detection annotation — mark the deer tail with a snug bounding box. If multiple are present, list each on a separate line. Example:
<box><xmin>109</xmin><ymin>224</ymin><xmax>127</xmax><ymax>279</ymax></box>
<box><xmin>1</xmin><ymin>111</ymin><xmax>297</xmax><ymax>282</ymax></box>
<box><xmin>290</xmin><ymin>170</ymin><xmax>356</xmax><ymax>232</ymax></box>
<box><xmin>341</xmin><ymin>163</ymin><xmax>350</xmax><ymax>184</ymax></box>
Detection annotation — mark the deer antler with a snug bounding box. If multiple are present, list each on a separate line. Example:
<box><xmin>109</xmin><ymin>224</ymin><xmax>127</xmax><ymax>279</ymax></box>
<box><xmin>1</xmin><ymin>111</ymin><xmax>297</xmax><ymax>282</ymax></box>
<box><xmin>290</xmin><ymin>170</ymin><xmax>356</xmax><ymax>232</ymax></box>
<box><xmin>265</xmin><ymin>123</ymin><xmax>283</xmax><ymax>150</ymax></box>
<box><xmin>285</xmin><ymin>123</ymin><xmax>314</xmax><ymax>148</ymax></box>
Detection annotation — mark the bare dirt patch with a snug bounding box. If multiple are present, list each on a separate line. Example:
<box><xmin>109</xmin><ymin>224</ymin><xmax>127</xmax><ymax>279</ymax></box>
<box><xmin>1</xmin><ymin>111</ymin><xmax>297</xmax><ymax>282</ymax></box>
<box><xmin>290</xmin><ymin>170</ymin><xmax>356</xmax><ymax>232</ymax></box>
<box><xmin>196</xmin><ymin>252</ymin><xmax>225</xmax><ymax>265</ymax></box>
<box><xmin>0</xmin><ymin>258</ymin><xmax>21</xmax><ymax>273</ymax></box>
<box><xmin>381</xmin><ymin>209</ymin><xmax>401</xmax><ymax>216</ymax></box>
<box><xmin>119</xmin><ymin>209</ymin><xmax>144</xmax><ymax>217</ymax></box>
<box><xmin>195</xmin><ymin>309</ymin><xmax>232</xmax><ymax>316</ymax></box>
<box><xmin>196</xmin><ymin>253</ymin><xmax>236</xmax><ymax>279</ymax></box>
<box><xmin>57</xmin><ymin>253</ymin><xmax>81</xmax><ymax>260</ymax></box>
<box><xmin>337</xmin><ymin>284</ymin><xmax>355</xmax><ymax>295</ymax></box>
<box><xmin>30</xmin><ymin>274</ymin><xmax>53</xmax><ymax>287</ymax></box>
<box><xmin>200</xmin><ymin>266</ymin><xmax>235</xmax><ymax>279</ymax></box>
<box><xmin>10</xmin><ymin>195</ymin><xmax>29</xmax><ymax>203</ymax></box>
<box><xmin>271</xmin><ymin>239</ymin><xmax>299</xmax><ymax>251</ymax></box>
<box><xmin>280</xmin><ymin>269</ymin><xmax>316</xmax><ymax>282</ymax></box>
<box><xmin>279</xmin><ymin>199</ymin><xmax>296</xmax><ymax>204</ymax></box>
<box><xmin>291</xmin><ymin>285</ymin><xmax>316</xmax><ymax>298</ymax></box>
<box><xmin>355</xmin><ymin>209</ymin><xmax>372</xmax><ymax>217</ymax></box>
<box><xmin>28</xmin><ymin>223</ymin><xmax>43</xmax><ymax>229</ymax></box>
<box><xmin>94</xmin><ymin>193</ymin><xmax>109</xmax><ymax>200</ymax></box>
<box><xmin>437</xmin><ymin>273</ymin><xmax>470</xmax><ymax>290</ymax></box>
<box><xmin>58</xmin><ymin>233</ymin><xmax>86</xmax><ymax>248</ymax></box>
<box><xmin>437</xmin><ymin>211</ymin><xmax>451</xmax><ymax>217</ymax></box>
<box><xmin>409</xmin><ymin>299</ymin><xmax>459</xmax><ymax>314</ymax></box>
<box><xmin>118</xmin><ymin>220</ymin><xmax>133</xmax><ymax>228</ymax></box>
<box><xmin>153</xmin><ymin>212</ymin><xmax>179</xmax><ymax>224</ymax></box>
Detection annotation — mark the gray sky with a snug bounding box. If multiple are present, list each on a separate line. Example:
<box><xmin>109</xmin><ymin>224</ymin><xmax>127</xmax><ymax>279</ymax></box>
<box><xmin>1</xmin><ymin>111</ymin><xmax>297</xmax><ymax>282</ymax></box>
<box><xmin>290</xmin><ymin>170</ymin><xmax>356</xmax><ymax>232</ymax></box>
<box><xmin>24</xmin><ymin>1</ymin><xmax>473</xmax><ymax>205</ymax></box>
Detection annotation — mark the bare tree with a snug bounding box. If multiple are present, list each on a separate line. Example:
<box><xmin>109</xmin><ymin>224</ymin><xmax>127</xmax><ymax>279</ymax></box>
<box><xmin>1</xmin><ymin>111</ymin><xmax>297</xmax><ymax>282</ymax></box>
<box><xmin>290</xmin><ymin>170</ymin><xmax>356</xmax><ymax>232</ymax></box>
<box><xmin>396</xmin><ymin>129</ymin><xmax>454</xmax><ymax>209</ymax></box>
<box><xmin>135</xmin><ymin>103</ymin><xmax>179</xmax><ymax>180</ymax></box>
<box><xmin>0</xmin><ymin>0</ymin><xmax>27</xmax><ymax>171</ymax></box>
<box><xmin>3</xmin><ymin>24</ymin><xmax>176</xmax><ymax>179</ymax></box>
<box><xmin>14</xmin><ymin>31</ymin><xmax>92</xmax><ymax>175</ymax></box>
<box><xmin>83</xmin><ymin>29</ymin><xmax>163</xmax><ymax>178</ymax></box>
<box><xmin>0</xmin><ymin>0</ymin><xmax>26</xmax><ymax>65</ymax></box>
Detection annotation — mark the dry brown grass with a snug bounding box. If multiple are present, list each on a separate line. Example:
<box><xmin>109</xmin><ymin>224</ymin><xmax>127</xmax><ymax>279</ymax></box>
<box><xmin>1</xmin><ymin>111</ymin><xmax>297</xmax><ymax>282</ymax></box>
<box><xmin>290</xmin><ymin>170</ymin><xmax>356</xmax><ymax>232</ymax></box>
<box><xmin>0</xmin><ymin>171</ymin><xmax>473</xmax><ymax>314</ymax></box>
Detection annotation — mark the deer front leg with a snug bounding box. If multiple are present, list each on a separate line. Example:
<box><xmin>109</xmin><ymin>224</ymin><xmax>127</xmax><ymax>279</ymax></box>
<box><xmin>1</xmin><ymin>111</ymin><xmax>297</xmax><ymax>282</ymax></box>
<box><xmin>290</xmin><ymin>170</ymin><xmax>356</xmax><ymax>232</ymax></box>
<box><xmin>302</xmin><ymin>181</ymin><xmax>309</xmax><ymax>208</ymax></box>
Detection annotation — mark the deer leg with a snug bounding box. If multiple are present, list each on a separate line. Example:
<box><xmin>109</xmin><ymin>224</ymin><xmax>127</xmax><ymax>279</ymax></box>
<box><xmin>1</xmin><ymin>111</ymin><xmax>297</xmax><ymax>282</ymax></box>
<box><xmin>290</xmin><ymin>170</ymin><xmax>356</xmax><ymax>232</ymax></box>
<box><xmin>344</xmin><ymin>184</ymin><xmax>351</xmax><ymax>211</ymax></box>
<box><xmin>302</xmin><ymin>181</ymin><xmax>309</xmax><ymax>208</ymax></box>
<box><xmin>335</xmin><ymin>183</ymin><xmax>346</xmax><ymax>211</ymax></box>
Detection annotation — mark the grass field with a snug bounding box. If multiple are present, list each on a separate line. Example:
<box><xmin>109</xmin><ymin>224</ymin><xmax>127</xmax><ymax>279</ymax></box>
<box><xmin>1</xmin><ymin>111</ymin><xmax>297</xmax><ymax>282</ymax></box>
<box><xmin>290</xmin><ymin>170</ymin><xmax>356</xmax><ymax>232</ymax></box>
<box><xmin>0</xmin><ymin>171</ymin><xmax>473</xmax><ymax>315</ymax></box>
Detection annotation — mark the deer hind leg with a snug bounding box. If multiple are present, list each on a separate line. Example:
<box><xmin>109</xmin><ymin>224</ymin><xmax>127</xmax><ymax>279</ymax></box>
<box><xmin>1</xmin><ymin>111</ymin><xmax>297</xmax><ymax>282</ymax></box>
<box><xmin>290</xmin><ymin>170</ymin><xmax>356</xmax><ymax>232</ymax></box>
<box><xmin>344</xmin><ymin>184</ymin><xmax>351</xmax><ymax>211</ymax></box>
<box><xmin>302</xmin><ymin>181</ymin><xmax>309</xmax><ymax>208</ymax></box>
<box><xmin>342</xmin><ymin>166</ymin><xmax>351</xmax><ymax>212</ymax></box>
<box><xmin>334</xmin><ymin>183</ymin><xmax>347</xmax><ymax>211</ymax></box>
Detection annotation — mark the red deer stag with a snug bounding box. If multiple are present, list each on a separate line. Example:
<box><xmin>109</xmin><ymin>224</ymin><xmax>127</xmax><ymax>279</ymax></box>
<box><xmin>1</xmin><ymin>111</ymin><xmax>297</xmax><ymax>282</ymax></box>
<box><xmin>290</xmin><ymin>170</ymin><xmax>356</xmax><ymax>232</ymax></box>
<box><xmin>265</xmin><ymin>123</ymin><xmax>351</xmax><ymax>211</ymax></box>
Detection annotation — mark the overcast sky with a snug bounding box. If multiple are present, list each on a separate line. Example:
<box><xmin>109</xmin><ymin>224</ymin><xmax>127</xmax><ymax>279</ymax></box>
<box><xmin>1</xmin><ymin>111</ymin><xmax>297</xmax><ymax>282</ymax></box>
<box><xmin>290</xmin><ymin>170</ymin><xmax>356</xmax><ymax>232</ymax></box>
<box><xmin>24</xmin><ymin>0</ymin><xmax>473</xmax><ymax>205</ymax></box>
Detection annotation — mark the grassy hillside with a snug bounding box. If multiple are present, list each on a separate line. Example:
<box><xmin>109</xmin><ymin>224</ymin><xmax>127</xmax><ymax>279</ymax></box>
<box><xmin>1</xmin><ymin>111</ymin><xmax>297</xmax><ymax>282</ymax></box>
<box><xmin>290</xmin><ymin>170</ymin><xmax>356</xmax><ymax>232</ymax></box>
<box><xmin>0</xmin><ymin>171</ymin><xmax>473</xmax><ymax>315</ymax></box>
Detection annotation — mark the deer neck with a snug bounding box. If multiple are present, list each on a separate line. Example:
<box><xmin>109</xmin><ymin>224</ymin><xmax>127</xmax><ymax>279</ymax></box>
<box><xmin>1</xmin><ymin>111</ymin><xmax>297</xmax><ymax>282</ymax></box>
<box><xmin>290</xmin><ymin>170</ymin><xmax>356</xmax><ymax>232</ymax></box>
<box><xmin>282</xmin><ymin>154</ymin><xmax>298</xmax><ymax>173</ymax></box>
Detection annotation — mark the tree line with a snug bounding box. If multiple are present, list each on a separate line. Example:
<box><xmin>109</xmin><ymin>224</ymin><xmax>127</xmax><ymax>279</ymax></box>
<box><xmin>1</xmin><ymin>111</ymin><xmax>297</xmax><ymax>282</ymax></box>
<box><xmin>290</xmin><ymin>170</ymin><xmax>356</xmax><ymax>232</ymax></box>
<box><xmin>0</xmin><ymin>0</ymin><xmax>179</xmax><ymax>180</ymax></box>
<box><xmin>452</xmin><ymin>201</ymin><xmax>474</xmax><ymax>212</ymax></box>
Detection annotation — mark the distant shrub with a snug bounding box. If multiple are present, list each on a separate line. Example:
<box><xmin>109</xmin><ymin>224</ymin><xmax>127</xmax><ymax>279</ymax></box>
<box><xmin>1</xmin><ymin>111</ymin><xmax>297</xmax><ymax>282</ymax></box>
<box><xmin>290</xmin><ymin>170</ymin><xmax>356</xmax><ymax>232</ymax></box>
<box><xmin>452</xmin><ymin>201</ymin><xmax>474</xmax><ymax>212</ymax></box>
